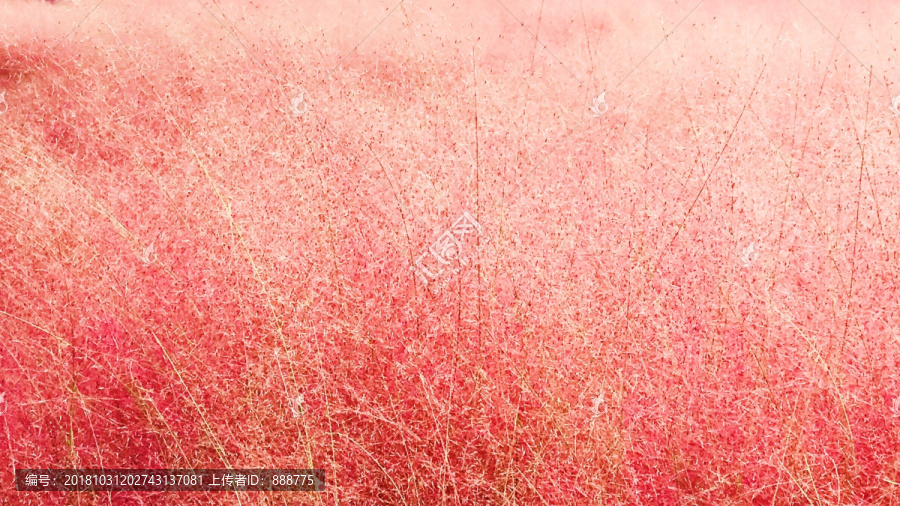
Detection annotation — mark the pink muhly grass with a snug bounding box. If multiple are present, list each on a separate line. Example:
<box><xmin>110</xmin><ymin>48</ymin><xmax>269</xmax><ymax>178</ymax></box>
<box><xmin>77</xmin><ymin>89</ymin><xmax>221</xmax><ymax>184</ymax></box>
<box><xmin>1</xmin><ymin>0</ymin><xmax>900</xmax><ymax>504</ymax></box>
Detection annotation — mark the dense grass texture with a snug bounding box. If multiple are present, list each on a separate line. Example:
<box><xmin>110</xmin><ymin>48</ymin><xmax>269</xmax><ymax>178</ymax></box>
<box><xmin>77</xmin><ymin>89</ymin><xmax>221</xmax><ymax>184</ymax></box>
<box><xmin>2</xmin><ymin>0</ymin><xmax>900</xmax><ymax>503</ymax></box>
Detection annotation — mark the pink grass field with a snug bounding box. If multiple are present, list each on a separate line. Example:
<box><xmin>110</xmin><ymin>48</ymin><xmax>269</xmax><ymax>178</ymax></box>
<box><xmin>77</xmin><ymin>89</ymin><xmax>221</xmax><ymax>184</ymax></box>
<box><xmin>2</xmin><ymin>0</ymin><xmax>900</xmax><ymax>503</ymax></box>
